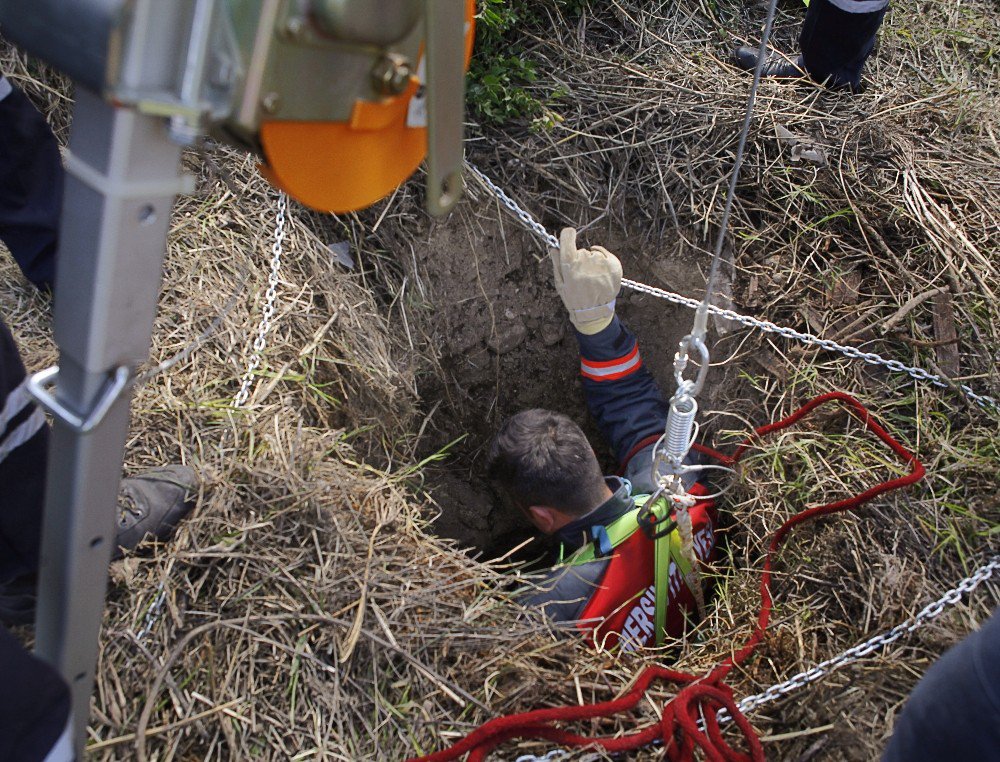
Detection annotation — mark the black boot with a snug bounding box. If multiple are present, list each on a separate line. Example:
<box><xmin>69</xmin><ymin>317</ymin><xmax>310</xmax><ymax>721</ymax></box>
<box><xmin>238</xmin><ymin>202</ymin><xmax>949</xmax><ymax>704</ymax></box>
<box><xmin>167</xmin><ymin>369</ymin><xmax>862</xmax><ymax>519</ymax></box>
<box><xmin>731</xmin><ymin>46</ymin><xmax>807</xmax><ymax>79</ymax></box>
<box><xmin>0</xmin><ymin>466</ymin><xmax>197</xmax><ymax>626</ymax></box>
<box><xmin>799</xmin><ymin>0</ymin><xmax>889</xmax><ymax>91</ymax></box>
<box><xmin>113</xmin><ymin>465</ymin><xmax>198</xmax><ymax>560</ymax></box>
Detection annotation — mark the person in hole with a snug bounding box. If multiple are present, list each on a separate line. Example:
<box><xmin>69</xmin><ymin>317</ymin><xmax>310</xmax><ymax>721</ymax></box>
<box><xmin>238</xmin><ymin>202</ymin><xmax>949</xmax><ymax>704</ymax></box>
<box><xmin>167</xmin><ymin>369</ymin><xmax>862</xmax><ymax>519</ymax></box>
<box><xmin>487</xmin><ymin>229</ymin><xmax>717</xmax><ymax>650</ymax></box>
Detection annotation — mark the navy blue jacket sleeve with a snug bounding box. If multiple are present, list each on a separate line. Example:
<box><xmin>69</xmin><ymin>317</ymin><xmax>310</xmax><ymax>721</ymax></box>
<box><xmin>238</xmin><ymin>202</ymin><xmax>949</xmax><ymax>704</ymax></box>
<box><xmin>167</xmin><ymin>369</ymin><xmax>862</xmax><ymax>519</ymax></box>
<box><xmin>575</xmin><ymin>316</ymin><xmax>668</xmax><ymax>468</ymax></box>
<box><xmin>0</xmin><ymin>78</ymin><xmax>61</xmax><ymax>293</ymax></box>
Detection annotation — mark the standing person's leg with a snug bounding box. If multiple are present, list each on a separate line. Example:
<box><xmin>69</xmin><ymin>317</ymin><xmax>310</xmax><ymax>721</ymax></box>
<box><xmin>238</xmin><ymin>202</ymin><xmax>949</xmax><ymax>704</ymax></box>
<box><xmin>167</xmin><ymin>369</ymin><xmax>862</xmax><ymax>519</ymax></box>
<box><xmin>0</xmin><ymin>627</ymin><xmax>72</xmax><ymax>762</ymax></box>
<box><xmin>0</xmin><ymin>314</ymin><xmax>71</xmax><ymax>759</ymax></box>
<box><xmin>0</xmin><ymin>318</ymin><xmax>48</xmax><ymax>596</ymax></box>
<box><xmin>882</xmin><ymin>608</ymin><xmax>1000</xmax><ymax>762</ymax></box>
<box><xmin>0</xmin><ymin>75</ymin><xmax>62</xmax><ymax>293</ymax></box>
<box><xmin>732</xmin><ymin>0</ymin><xmax>890</xmax><ymax>92</ymax></box>
<box><xmin>0</xmin><ymin>308</ymin><xmax>192</xmax><ymax>758</ymax></box>
<box><xmin>0</xmin><ymin>308</ymin><xmax>198</xmax><ymax>624</ymax></box>
<box><xmin>799</xmin><ymin>0</ymin><xmax>889</xmax><ymax>91</ymax></box>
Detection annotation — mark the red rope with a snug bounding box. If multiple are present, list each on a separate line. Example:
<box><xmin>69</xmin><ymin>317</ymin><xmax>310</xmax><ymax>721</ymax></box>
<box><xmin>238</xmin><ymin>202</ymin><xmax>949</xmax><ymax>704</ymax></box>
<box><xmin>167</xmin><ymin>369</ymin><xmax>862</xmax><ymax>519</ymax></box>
<box><xmin>409</xmin><ymin>392</ymin><xmax>925</xmax><ymax>762</ymax></box>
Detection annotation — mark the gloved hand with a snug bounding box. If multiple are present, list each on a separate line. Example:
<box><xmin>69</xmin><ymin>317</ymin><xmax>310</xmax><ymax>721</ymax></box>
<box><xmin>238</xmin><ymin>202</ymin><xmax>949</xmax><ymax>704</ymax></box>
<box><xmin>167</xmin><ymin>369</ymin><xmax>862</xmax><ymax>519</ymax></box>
<box><xmin>550</xmin><ymin>227</ymin><xmax>622</xmax><ymax>335</ymax></box>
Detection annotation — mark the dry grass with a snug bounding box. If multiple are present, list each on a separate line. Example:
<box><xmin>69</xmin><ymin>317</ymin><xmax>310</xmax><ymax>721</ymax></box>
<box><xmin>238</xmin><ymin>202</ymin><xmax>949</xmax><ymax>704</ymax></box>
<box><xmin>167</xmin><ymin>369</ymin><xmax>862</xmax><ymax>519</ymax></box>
<box><xmin>1</xmin><ymin>46</ymin><xmax>569</xmax><ymax>760</ymax></box>
<box><xmin>1</xmin><ymin>0</ymin><xmax>998</xmax><ymax>760</ymax></box>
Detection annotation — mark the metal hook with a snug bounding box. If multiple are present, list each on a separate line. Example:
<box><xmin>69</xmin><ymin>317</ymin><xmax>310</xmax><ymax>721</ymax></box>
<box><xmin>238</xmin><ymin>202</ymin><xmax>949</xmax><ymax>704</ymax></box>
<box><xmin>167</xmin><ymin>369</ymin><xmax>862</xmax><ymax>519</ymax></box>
<box><xmin>674</xmin><ymin>334</ymin><xmax>710</xmax><ymax>398</ymax></box>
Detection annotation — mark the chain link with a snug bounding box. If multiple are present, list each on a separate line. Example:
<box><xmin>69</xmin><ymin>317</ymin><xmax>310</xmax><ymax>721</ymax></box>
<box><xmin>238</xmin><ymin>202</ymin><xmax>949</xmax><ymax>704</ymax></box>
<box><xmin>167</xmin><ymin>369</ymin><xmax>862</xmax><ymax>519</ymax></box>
<box><xmin>721</xmin><ymin>556</ymin><xmax>1000</xmax><ymax>721</ymax></box>
<box><xmin>134</xmin><ymin>588</ymin><xmax>168</xmax><ymax>641</ymax></box>
<box><xmin>460</xmin><ymin>167</ymin><xmax>997</xmax><ymax>756</ymax></box>
<box><xmin>506</xmin><ymin>557</ymin><xmax>998</xmax><ymax>762</ymax></box>
<box><xmin>466</xmin><ymin>163</ymin><xmax>560</xmax><ymax>249</ymax></box>
<box><xmin>233</xmin><ymin>192</ymin><xmax>287</xmax><ymax>409</ymax></box>
<box><xmin>466</xmin><ymin>164</ymin><xmax>998</xmax><ymax>415</ymax></box>
<box><xmin>132</xmin><ymin>193</ymin><xmax>287</xmax><ymax>643</ymax></box>
<box><xmin>515</xmin><ymin>749</ymin><xmax>568</xmax><ymax>762</ymax></box>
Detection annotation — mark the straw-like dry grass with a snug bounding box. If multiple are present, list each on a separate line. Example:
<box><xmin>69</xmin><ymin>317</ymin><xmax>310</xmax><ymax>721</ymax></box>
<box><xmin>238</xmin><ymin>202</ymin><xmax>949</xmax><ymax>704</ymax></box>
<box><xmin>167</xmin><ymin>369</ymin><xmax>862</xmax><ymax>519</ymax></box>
<box><xmin>1</xmin><ymin>0</ymin><xmax>998</xmax><ymax>759</ymax></box>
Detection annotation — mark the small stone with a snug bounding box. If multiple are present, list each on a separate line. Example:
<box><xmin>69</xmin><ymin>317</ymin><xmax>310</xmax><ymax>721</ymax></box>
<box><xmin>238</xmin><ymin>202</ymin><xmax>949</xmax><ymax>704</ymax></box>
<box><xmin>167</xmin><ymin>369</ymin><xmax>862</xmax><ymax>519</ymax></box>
<box><xmin>327</xmin><ymin>240</ymin><xmax>354</xmax><ymax>269</ymax></box>
<box><xmin>540</xmin><ymin>320</ymin><xmax>565</xmax><ymax>347</ymax></box>
<box><xmin>487</xmin><ymin>319</ymin><xmax>528</xmax><ymax>354</ymax></box>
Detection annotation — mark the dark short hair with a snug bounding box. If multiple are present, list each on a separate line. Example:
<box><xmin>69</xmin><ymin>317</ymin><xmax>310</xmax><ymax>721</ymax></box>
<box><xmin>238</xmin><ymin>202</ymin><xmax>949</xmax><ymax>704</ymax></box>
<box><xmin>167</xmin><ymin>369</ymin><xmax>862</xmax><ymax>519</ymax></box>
<box><xmin>487</xmin><ymin>409</ymin><xmax>607</xmax><ymax>517</ymax></box>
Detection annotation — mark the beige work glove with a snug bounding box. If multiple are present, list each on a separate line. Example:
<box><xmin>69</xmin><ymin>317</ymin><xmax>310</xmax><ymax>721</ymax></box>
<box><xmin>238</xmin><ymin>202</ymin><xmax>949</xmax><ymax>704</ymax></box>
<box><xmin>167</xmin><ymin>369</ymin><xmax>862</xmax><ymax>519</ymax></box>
<box><xmin>550</xmin><ymin>227</ymin><xmax>622</xmax><ymax>335</ymax></box>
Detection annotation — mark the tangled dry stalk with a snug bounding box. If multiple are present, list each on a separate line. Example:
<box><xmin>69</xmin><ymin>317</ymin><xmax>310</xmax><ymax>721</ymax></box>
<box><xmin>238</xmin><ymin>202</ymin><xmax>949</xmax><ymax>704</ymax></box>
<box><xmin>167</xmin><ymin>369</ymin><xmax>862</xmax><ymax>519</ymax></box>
<box><xmin>1</xmin><ymin>0</ymin><xmax>998</xmax><ymax>759</ymax></box>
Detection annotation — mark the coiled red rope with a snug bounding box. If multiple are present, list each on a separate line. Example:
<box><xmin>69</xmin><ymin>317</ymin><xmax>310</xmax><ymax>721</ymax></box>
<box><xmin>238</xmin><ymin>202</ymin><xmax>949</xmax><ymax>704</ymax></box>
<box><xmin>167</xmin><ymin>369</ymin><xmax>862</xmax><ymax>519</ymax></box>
<box><xmin>409</xmin><ymin>392</ymin><xmax>926</xmax><ymax>762</ymax></box>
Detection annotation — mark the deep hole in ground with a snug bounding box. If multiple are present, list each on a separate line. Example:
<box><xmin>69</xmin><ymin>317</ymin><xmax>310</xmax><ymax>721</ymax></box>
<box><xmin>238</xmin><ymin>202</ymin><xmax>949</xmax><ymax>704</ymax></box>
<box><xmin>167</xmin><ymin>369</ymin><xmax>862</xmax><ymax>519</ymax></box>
<box><xmin>375</xmin><ymin>204</ymin><xmax>746</xmax><ymax>559</ymax></box>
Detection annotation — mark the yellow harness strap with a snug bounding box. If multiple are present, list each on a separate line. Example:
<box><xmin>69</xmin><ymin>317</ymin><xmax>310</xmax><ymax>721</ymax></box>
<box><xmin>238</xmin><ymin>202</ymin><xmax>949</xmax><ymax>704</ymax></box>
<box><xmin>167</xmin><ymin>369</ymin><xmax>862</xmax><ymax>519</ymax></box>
<box><xmin>643</xmin><ymin>494</ymin><xmax>693</xmax><ymax>646</ymax></box>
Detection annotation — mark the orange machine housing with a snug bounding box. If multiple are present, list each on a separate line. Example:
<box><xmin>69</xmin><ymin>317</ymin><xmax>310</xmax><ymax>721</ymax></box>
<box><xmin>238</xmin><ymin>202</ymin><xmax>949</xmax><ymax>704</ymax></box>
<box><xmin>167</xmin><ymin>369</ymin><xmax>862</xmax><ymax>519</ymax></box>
<box><xmin>259</xmin><ymin>0</ymin><xmax>475</xmax><ymax>213</ymax></box>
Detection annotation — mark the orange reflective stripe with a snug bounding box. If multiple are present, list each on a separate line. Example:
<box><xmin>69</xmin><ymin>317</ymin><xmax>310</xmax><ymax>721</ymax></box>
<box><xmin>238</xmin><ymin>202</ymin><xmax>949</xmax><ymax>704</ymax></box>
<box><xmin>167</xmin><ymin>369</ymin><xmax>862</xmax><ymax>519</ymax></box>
<box><xmin>580</xmin><ymin>345</ymin><xmax>642</xmax><ymax>381</ymax></box>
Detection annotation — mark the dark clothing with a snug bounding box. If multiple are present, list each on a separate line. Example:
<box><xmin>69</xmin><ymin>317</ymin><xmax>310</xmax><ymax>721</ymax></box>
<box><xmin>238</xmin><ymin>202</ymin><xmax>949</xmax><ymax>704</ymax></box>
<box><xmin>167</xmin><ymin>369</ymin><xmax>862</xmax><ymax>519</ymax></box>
<box><xmin>554</xmin><ymin>476</ymin><xmax>633</xmax><ymax>555</ymax></box>
<box><xmin>0</xmin><ymin>74</ymin><xmax>72</xmax><ymax>761</ymax></box>
<box><xmin>882</xmin><ymin>608</ymin><xmax>1000</xmax><ymax>762</ymax></box>
<box><xmin>526</xmin><ymin>477</ymin><xmax>635</xmax><ymax>623</ymax></box>
<box><xmin>0</xmin><ymin>319</ymin><xmax>48</xmax><ymax>583</ymax></box>
<box><xmin>800</xmin><ymin>0</ymin><xmax>889</xmax><ymax>91</ymax></box>
<box><xmin>522</xmin><ymin>317</ymin><xmax>716</xmax><ymax>647</ymax></box>
<box><xmin>576</xmin><ymin>316</ymin><xmax>668</xmax><ymax>470</ymax></box>
<box><xmin>0</xmin><ymin>75</ymin><xmax>61</xmax><ymax>292</ymax></box>
<box><xmin>575</xmin><ymin>317</ymin><xmax>700</xmax><ymax>494</ymax></box>
<box><xmin>0</xmin><ymin>320</ymin><xmax>71</xmax><ymax>762</ymax></box>
<box><xmin>0</xmin><ymin>627</ymin><xmax>71</xmax><ymax>761</ymax></box>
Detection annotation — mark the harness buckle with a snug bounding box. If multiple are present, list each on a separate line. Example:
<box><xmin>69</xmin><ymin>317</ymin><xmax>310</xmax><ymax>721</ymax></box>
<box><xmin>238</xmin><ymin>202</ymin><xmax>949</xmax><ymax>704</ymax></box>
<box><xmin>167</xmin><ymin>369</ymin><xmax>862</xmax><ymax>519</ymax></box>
<box><xmin>637</xmin><ymin>489</ymin><xmax>678</xmax><ymax>540</ymax></box>
<box><xmin>590</xmin><ymin>525</ymin><xmax>613</xmax><ymax>558</ymax></box>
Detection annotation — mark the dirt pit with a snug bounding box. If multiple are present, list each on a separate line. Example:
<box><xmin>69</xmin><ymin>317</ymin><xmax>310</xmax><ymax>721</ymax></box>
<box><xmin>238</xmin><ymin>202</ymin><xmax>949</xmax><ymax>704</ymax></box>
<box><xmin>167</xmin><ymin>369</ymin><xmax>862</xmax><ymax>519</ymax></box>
<box><xmin>375</xmin><ymin>202</ymin><xmax>740</xmax><ymax>557</ymax></box>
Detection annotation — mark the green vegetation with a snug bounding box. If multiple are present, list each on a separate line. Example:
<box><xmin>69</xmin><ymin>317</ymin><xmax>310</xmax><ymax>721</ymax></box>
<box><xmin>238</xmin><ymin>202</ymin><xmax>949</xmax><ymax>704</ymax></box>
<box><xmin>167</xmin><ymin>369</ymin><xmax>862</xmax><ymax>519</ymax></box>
<box><xmin>468</xmin><ymin>0</ymin><xmax>587</xmax><ymax>125</ymax></box>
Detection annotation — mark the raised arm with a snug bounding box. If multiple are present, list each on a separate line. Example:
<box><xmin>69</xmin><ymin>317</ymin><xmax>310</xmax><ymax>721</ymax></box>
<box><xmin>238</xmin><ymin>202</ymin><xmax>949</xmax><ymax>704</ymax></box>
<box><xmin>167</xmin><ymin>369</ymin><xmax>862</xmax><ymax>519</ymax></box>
<box><xmin>575</xmin><ymin>316</ymin><xmax>667</xmax><ymax>468</ymax></box>
<box><xmin>550</xmin><ymin>228</ymin><xmax>668</xmax><ymax>472</ymax></box>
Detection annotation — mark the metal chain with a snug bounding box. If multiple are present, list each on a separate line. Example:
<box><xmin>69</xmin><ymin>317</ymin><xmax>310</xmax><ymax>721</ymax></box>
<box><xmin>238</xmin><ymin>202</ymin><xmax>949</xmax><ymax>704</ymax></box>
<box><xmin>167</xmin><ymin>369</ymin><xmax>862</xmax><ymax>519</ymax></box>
<box><xmin>134</xmin><ymin>588</ymin><xmax>168</xmax><ymax>641</ymax></box>
<box><xmin>132</xmin><ymin>192</ymin><xmax>287</xmax><ymax>643</ymax></box>
<box><xmin>506</xmin><ymin>556</ymin><xmax>998</xmax><ymax>762</ymax></box>
<box><xmin>622</xmin><ymin>279</ymin><xmax>998</xmax><ymax>412</ymax></box>
<box><xmin>466</xmin><ymin>164</ymin><xmax>998</xmax><ymax>414</ymax></box>
<box><xmin>233</xmin><ymin>192</ymin><xmax>287</xmax><ymax>409</ymax></box>
<box><xmin>466</xmin><ymin>163</ymin><xmax>559</xmax><ymax>249</ymax></box>
<box><xmin>469</xmin><ymin>159</ymin><xmax>997</xmax><ymax>756</ymax></box>
<box><xmin>724</xmin><ymin>555</ymin><xmax>1000</xmax><ymax>720</ymax></box>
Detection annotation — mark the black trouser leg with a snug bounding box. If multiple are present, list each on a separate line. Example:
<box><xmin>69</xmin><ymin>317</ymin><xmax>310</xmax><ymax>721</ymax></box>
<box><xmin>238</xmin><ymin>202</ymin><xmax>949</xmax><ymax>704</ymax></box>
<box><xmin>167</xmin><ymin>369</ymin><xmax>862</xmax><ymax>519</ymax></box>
<box><xmin>0</xmin><ymin>78</ymin><xmax>73</xmax><ymax>762</ymax></box>
<box><xmin>0</xmin><ymin>75</ymin><xmax>62</xmax><ymax>293</ymax></box>
<box><xmin>0</xmin><ymin>626</ymin><xmax>72</xmax><ymax>762</ymax></box>
<box><xmin>882</xmin><ymin>608</ymin><xmax>1000</xmax><ymax>761</ymax></box>
<box><xmin>799</xmin><ymin>0</ymin><xmax>889</xmax><ymax>91</ymax></box>
<box><xmin>0</xmin><ymin>317</ymin><xmax>49</xmax><ymax>584</ymax></box>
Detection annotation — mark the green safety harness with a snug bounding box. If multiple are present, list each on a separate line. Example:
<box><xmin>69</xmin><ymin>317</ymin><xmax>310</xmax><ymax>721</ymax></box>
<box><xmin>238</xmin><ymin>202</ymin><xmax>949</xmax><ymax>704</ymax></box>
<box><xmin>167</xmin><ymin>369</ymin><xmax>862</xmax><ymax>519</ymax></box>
<box><xmin>560</xmin><ymin>492</ymin><xmax>693</xmax><ymax>647</ymax></box>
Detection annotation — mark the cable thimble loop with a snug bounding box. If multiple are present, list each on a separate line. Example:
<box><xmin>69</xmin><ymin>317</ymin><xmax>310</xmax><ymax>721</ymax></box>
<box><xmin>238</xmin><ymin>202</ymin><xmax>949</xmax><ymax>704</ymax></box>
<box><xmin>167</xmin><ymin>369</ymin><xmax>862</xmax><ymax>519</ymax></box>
<box><xmin>674</xmin><ymin>334</ymin><xmax>710</xmax><ymax>398</ymax></box>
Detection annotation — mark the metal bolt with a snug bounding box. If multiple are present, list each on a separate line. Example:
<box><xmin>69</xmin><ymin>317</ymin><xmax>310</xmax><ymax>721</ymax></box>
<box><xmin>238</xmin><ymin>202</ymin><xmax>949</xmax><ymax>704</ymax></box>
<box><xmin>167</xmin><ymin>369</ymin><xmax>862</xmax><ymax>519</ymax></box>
<box><xmin>168</xmin><ymin>114</ymin><xmax>201</xmax><ymax>147</ymax></box>
<box><xmin>261</xmin><ymin>92</ymin><xmax>282</xmax><ymax>114</ymax></box>
<box><xmin>209</xmin><ymin>54</ymin><xmax>236</xmax><ymax>87</ymax></box>
<box><xmin>284</xmin><ymin>16</ymin><xmax>306</xmax><ymax>40</ymax></box>
<box><xmin>370</xmin><ymin>53</ymin><xmax>412</xmax><ymax>96</ymax></box>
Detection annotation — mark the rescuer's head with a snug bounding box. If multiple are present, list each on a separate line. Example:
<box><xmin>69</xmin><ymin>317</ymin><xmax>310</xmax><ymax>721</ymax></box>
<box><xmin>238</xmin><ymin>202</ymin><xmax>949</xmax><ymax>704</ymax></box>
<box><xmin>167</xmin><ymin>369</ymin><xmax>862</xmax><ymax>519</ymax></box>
<box><xmin>487</xmin><ymin>409</ymin><xmax>610</xmax><ymax>534</ymax></box>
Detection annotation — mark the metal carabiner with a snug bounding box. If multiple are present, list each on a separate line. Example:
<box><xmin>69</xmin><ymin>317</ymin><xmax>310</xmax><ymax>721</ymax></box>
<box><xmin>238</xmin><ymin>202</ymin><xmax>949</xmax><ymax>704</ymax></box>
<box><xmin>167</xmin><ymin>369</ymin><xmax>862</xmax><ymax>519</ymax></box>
<box><xmin>637</xmin><ymin>485</ymin><xmax>677</xmax><ymax>540</ymax></box>
<box><xmin>673</xmin><ymin>334</ymin><xmax>710</xmax><ymax>398</ymax></box>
